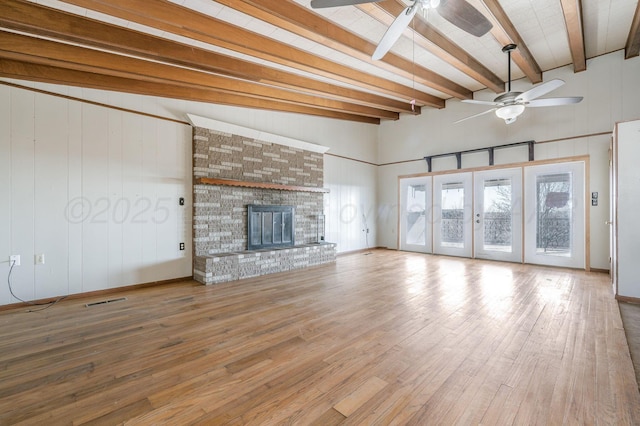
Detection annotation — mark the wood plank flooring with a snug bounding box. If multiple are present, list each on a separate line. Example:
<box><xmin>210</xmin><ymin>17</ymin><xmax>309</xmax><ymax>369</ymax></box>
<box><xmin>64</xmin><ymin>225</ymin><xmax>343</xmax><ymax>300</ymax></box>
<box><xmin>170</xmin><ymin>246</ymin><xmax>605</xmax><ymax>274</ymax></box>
<box><xmin>1</xmin><ymin>249</ymin><xmax>639</xmax><ymax>425</ymax></box>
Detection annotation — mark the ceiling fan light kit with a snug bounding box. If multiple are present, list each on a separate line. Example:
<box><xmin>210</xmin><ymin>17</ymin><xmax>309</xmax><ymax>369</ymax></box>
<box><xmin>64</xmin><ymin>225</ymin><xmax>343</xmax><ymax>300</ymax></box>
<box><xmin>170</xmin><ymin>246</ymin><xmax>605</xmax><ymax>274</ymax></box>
<box><xmin>495</xmin><ymin>104</ymin><xmax>525</xmax><ymax>123</ymax></box>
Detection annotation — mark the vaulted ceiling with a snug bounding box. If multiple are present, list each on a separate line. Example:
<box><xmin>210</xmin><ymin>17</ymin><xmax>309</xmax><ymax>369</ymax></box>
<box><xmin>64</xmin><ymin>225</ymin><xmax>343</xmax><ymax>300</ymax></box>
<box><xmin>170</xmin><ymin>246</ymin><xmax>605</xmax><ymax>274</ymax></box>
<box><xmin>1</xmin><ymin>0</ymin><xmax>639</xmax><ymax>124</ymax></box>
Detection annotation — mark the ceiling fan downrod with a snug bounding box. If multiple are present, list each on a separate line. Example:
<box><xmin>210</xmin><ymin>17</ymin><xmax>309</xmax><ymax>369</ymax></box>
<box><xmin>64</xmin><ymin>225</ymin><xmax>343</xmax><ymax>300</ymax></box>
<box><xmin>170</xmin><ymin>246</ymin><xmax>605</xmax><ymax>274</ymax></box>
<box><xmin>502</xmin><ymin>43</ymin><xmax>517</xmax><ymax>93</ymax></box>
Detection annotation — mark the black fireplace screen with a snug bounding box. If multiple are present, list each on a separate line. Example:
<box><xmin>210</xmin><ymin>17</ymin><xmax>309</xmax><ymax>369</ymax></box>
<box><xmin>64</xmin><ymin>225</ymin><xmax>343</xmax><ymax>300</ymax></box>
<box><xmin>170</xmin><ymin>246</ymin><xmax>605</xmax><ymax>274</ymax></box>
<box><xmin>247</xmin><ymin>205</ymin><xmax>295</xmax><ymax>250</ymax></box>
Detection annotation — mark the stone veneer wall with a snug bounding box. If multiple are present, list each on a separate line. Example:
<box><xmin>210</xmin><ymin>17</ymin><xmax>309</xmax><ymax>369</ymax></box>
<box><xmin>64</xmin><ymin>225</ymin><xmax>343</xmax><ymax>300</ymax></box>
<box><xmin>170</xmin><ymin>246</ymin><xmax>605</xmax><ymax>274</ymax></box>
<box><xmin>194</xmin><ymin>244</ymin><xmax>337</xmax><ymax>285</ymax></box>
<box><xmin>193</xmin><ymin>127</ymin><xmax>323</xmax><ymax>186</ymax></box>
<box><xmin>192</xmin><ymin>126</ymin><xmax>336</xmax><ymax>284</ymax></box>
<box><xmin>194</xmin><ymin>187</ymin><xmax>323</xmax><ymax>255</ymax></box>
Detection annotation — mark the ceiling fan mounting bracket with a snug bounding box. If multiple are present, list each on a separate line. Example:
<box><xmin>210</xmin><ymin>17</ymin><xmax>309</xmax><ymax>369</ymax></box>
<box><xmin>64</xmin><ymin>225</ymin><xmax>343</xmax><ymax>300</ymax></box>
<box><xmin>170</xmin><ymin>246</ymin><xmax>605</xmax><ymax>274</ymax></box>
<box><xmin>502</xmin><ymin>43</ymin><xmax>517</xmax><ymax>54</ymax></box>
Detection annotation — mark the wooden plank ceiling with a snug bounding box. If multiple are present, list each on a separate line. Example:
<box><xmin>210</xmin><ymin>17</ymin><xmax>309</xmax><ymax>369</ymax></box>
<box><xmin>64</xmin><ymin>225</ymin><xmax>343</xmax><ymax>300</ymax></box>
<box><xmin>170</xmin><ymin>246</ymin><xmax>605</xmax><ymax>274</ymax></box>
<box><xmin>1</xmin><ymin>0</ymin><xmax>639</xmax><ymax>124</ymax></box>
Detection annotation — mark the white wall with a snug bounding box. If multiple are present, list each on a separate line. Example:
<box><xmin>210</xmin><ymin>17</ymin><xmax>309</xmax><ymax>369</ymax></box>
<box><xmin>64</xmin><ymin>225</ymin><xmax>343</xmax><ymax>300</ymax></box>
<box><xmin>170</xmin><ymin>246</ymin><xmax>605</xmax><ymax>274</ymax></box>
<box><xmin>0</xmin><ymin>84</ymin><xmax>192</xmax><ymax>306</ymax></box>
<box><xmin>0</xmin><ymin>78</ymin><xmax>380</xmax><ymax>306</ymax></box>
<box><xmin>376</xmin><ymin>51</ymin><xmax>640</xmax><ymax>270</ymax></box>
<box><xmin>615</xmin><ymin>119</ymin><xmax>640</xmax><ymax>298</ymax></box>
<box><xmin>325</xmin><ymin>155</ymin><xmax>377</xmax><ymax>253</ymax></box>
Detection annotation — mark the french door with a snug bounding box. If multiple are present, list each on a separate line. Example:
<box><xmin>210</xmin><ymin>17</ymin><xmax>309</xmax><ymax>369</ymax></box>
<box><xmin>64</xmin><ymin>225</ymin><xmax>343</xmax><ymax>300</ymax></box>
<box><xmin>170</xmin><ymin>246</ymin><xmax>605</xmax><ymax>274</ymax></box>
<box><xmin>398</xmin><ymin>160</ymin><xmax>585</xmax><ymax>269</ymax></box>
<box><xmin>523</xmin><ymin>162</ymin><xmax>585</xmax><ymax>268</ymax></box>
<box><xmin>473</xmin><ymin>168</ymin><xmax>523</xmax><ymax>262</ymax></box>
<box><xmin>399</xmin><ymin>176</ymin><xmax>432</xmax><ymax>253</ymax></box>
<box><xmin>433</xmin><ymin>173</ymin><xmax>473</xmax><ymax>257</ymax></box>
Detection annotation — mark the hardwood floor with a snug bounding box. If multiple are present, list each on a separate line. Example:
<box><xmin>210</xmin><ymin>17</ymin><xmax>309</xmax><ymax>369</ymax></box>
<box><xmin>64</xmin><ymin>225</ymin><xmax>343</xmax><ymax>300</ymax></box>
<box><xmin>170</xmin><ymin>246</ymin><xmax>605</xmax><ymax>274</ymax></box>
<box><xmin>1</xmin><ymin>250</ymin><xmax>639</xmax><ymax>425</ymax></box>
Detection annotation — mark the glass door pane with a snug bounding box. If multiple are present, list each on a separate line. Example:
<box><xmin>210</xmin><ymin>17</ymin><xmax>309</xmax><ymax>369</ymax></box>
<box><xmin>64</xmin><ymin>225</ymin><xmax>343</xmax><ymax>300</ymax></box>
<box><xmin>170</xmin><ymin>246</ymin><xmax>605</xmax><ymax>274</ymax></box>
<box><xmin>399</xmin><ymin>176</ymin><xmax>432</xmax><ymax>253</ymax></box>
<box><xmin>524</xmin><ymin>162</ymin><xmax>585</xmax><ymax>268</ymax></box>
<box><xmin>441</xmin><ymin>182</ymin><xmax>465</xmax><ymax>248</ymax></box>
<box><xmin>474</xmin><ymin>168</ymin><xmax>522</xmax><ymax>262</ymax></box>
<box><xmin>434</xmin><ymin>173</ymin><xmax>472</xmax><ymax>257</ymax></box>
<box><xmin>535</xmin><ymin>173</ymin><xmax>571</xmax><ymax>256</ymax></box>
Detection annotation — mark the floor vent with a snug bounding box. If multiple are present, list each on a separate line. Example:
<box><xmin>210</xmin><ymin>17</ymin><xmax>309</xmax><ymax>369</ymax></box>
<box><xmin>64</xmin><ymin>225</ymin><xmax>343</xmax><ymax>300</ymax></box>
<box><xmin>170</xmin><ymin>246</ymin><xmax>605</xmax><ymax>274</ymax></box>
<box><xmin>85</xmin><ymin>297</ymin><xmax>127</xmax><ymax>307</ymax></box>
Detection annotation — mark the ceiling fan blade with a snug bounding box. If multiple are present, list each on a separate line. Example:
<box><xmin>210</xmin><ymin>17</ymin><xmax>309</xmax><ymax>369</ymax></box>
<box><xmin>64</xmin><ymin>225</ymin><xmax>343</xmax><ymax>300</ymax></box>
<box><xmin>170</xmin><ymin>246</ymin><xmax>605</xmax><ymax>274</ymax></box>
<box><xmin>526</xmin><ymin>97</ymin><xmax>584</xmax><ymax>107</ymax></box>
<box><xmin>310</xmin><ymin>0</ymin><xmax>381</xmax><ymax>8</ymax></box>
<box><xmin>437</xmin><ymin>0</ymin><xmax>492</xmax><ymax>37</ymax></box>
<box><xmin>516</xmin><ymin>79</ymin><xmax>565</xmax><ymax>102</ymax></box>
<box><xmin>462</xmin><ymin>99</ymin><xmax>501</xmax><ymax>107</ymax></box>
<box><xmin>372</xmin><ymin>4</ymin><xmax>418</xmax><ymax>60</ymax></box>
<box><xmin>454</xmin><ymin>107</ymin><xmax>497</xmax><ymax>124</ymax></box>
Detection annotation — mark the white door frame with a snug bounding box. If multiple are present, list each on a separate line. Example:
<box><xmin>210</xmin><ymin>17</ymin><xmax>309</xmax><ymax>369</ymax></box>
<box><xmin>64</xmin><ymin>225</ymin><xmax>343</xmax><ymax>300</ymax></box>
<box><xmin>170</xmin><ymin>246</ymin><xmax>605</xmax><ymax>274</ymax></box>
<box><xmin>473</xmin><ymin>168</ymin><xmax>523</xmax><ymax>263</ymax></box>
<box><xmin>523</xmin><ymin>161</ymin><xmax>586</xmax><ymax>269</ymax></box>
<box><xmin>433</xmin><ymin>172</ymin><xmax>473</xmax><ymax>258</ymax></box>
<box><xmin>399</xmin><ymin>176</ymin><xmax>432</xmax><ymax>253</ymax></box>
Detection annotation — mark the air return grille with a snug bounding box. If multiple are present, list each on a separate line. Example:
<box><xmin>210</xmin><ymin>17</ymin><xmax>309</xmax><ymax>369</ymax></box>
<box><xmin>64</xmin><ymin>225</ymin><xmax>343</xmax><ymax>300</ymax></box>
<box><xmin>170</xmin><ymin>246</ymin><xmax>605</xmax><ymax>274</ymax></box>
<box><xmin>85</xmin><ymin>297</ymin><xmax>127</xmax><ymax>307</ymax></box>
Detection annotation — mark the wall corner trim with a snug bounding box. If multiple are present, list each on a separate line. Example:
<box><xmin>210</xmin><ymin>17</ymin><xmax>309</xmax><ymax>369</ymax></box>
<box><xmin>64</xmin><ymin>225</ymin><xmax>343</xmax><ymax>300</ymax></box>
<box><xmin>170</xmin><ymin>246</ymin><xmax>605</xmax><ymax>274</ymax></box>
<box><xmin>186</xmin><ymin>114</ymin><xmax>330</xmax><ymax>154</ymax></box>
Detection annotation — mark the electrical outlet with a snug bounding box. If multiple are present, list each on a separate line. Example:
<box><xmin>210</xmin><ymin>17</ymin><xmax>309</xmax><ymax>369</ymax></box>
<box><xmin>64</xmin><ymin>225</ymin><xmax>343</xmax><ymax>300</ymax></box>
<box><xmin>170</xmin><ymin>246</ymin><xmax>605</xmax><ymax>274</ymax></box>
<box><xmin>9</xmin><ymin>255</ymin><xmax>20</xmax><ymax>266</ymax></box>
<box><xmin>179</xmin><ymin>242</ymin><xmax>185</xmax><ymax>251</ymax></box>
<box><xmin>35</xmin><ymin>254</ymin><xmax>45</xmax><ymax>265</ymax></box>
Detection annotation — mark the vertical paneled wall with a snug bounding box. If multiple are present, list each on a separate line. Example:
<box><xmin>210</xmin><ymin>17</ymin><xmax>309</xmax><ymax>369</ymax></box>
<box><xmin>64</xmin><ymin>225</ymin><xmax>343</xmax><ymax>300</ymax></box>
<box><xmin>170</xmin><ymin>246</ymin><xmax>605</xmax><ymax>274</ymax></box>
<box><xmin>2</xmin><ymin>79</ymin><xmax>381</xmax><ymax>259</ymax></box>
<box><xmin>0</xmin><ymin>85</ymin><xmax>192</xmax><ymax>306</ymax></box>
<box><xmin>324</xmin><ymin>155</ymin><xmax>377</xmax><ymax>253</ymax></box>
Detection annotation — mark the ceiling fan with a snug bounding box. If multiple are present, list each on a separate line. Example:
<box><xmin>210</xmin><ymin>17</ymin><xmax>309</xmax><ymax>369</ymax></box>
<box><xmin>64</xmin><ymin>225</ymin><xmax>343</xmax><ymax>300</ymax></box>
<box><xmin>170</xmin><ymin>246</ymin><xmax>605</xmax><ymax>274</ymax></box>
<box><xmin>456</xmin><ymin>44</ymin><xmax>584</xmax><ymax>124</ymax></box>
<box><xmin>310</xmin><ymin>0</ymin><xmax>493</xmax><ymax>60</ymax></box>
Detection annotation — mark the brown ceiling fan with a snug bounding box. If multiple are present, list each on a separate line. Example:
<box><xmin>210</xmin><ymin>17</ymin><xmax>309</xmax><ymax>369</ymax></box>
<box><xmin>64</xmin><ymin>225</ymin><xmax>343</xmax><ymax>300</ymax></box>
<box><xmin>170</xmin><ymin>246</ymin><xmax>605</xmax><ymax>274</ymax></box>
<box><xmin>310</xmin><ymin>0</ymin><xmax>493</xmax><ymax>60</ymax></box>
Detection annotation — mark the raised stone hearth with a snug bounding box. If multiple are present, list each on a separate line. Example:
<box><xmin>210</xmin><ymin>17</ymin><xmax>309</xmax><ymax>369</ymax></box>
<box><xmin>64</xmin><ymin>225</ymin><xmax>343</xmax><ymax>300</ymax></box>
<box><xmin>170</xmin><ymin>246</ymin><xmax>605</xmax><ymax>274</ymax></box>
<box><xmin>189</xmin><ymin>115</ymin><xmax>336</xmax><ymax>285</ymax></box>
<box><xmin>194</xmin><ymin>243</ymin><xmax>336</xmax><ymax>285</ymax></box>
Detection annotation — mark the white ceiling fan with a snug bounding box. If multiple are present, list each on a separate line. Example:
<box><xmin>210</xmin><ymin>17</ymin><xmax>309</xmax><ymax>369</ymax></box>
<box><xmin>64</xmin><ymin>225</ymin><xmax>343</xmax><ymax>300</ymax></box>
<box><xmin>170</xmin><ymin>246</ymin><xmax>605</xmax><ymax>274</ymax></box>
<box><xmin>456</xmin><ymin>44</ymin><xmax>584</xmax><ymax>124</ymax></box>
<box><xmin>310</xmin><ymin>0</ymin><xmax>493</xmax><ymax>60</ymax></box>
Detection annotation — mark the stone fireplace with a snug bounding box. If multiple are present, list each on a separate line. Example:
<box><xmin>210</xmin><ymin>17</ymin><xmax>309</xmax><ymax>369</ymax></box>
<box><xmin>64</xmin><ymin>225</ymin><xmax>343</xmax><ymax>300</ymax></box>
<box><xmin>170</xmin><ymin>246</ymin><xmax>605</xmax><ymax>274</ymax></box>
<box><xmin>188</xmin><ymin>115</ymin><xmax>336</xmax><ymax>285</ymax></box>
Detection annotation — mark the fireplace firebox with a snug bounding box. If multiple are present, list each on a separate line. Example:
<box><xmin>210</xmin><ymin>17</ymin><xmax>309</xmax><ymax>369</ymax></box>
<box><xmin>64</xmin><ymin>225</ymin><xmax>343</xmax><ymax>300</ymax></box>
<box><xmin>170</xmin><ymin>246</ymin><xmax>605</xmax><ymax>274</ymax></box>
<box><xmin>247</xmin><ymin>205</ymin><xmax>295</xmax><ymax>250</ymax></box>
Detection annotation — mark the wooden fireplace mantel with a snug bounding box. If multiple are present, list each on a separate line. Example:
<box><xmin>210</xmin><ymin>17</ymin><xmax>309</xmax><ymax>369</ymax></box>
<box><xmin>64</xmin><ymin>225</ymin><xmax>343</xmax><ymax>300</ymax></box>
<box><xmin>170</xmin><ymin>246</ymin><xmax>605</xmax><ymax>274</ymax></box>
<box><xmin>196</xmin><ymin>177</ymin><xmax>330</xmax><ymax>193</ymax></box>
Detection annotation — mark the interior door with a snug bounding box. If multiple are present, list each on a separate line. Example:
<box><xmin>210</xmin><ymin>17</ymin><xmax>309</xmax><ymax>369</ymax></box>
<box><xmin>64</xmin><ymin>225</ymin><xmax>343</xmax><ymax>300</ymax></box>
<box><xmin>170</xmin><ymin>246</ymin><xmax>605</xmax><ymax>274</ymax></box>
<box><xmin>473</xmin><ymin>168</ymin><xmax>523</xmax><ymax>262</ymax></box>
<box><xmin>399</xmin><ymin>176</ymin><xmax>432</xmax><ymax>253</ymax></box>
<box><xmin>524</xmin><ymin>161</ymin><xmax>585</xmax><ymax>269</ymax></box>
<box><xmin>433</xmin><ymin>172</ymin><xmax>472</xmax><ymax>257</ymax></box>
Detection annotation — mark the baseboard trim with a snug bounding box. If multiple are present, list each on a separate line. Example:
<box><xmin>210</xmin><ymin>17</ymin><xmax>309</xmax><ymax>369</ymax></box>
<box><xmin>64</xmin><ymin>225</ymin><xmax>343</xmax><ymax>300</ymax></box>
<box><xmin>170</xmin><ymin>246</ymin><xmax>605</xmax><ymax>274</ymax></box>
<box><xmin>0</xmin><ymin>276</ymin><xmax>194</xmax><ymax>312</ymax></box>
<box><xmin>616</xmin><ymin>295</ymin><xmax>640</xmax><ymax>305</ymax></box>
<box><xmin>590</xmin><ymin>268</ymin><xmax>610</xmax><ymax>274</ymax></box>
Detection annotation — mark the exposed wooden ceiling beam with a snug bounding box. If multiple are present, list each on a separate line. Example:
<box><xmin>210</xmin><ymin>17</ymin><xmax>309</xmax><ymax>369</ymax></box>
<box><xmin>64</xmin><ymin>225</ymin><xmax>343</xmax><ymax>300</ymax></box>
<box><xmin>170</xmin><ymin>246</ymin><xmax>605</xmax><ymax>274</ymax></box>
<box><xmin>559</xmin><ymin>0</ymin><xmax>586</xmax><ymax>72</ymax></box>
<box><xmin>0</xmin><ymin>59</ymin><xmax>380</xmax><ymax>124</ymax></box>
<box><xmin>58</xmin><ymin>0</ymin><xmax>444</xmax><ymax>109</ymax></box>
<box><xmin>0</xmin><ymin>31</ymin><xmax>398</xmax><ymax>121</ymax></box>
<box><xmin>626</xmin><ymin>1</ymin><xmax>640</xmax><ymax>59</ymax></box>
<box><xmin>0</xmin><ymin>0</ymin><xmax>416</xmax><ymax>115</ymax></box>
<box><xmin>216</xmin><ymin>0</ymin><xmax>472</xmax><ymax>100</ymax></box>
<box><xmin>359</xmin><ymin>0</ymin><xmax>505</xmax><ymax>94</ymax></box>
<box><xmin>477</xmin><ymin>0</ymin><xmax>542</xmax><ymax>84</ymax></box>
